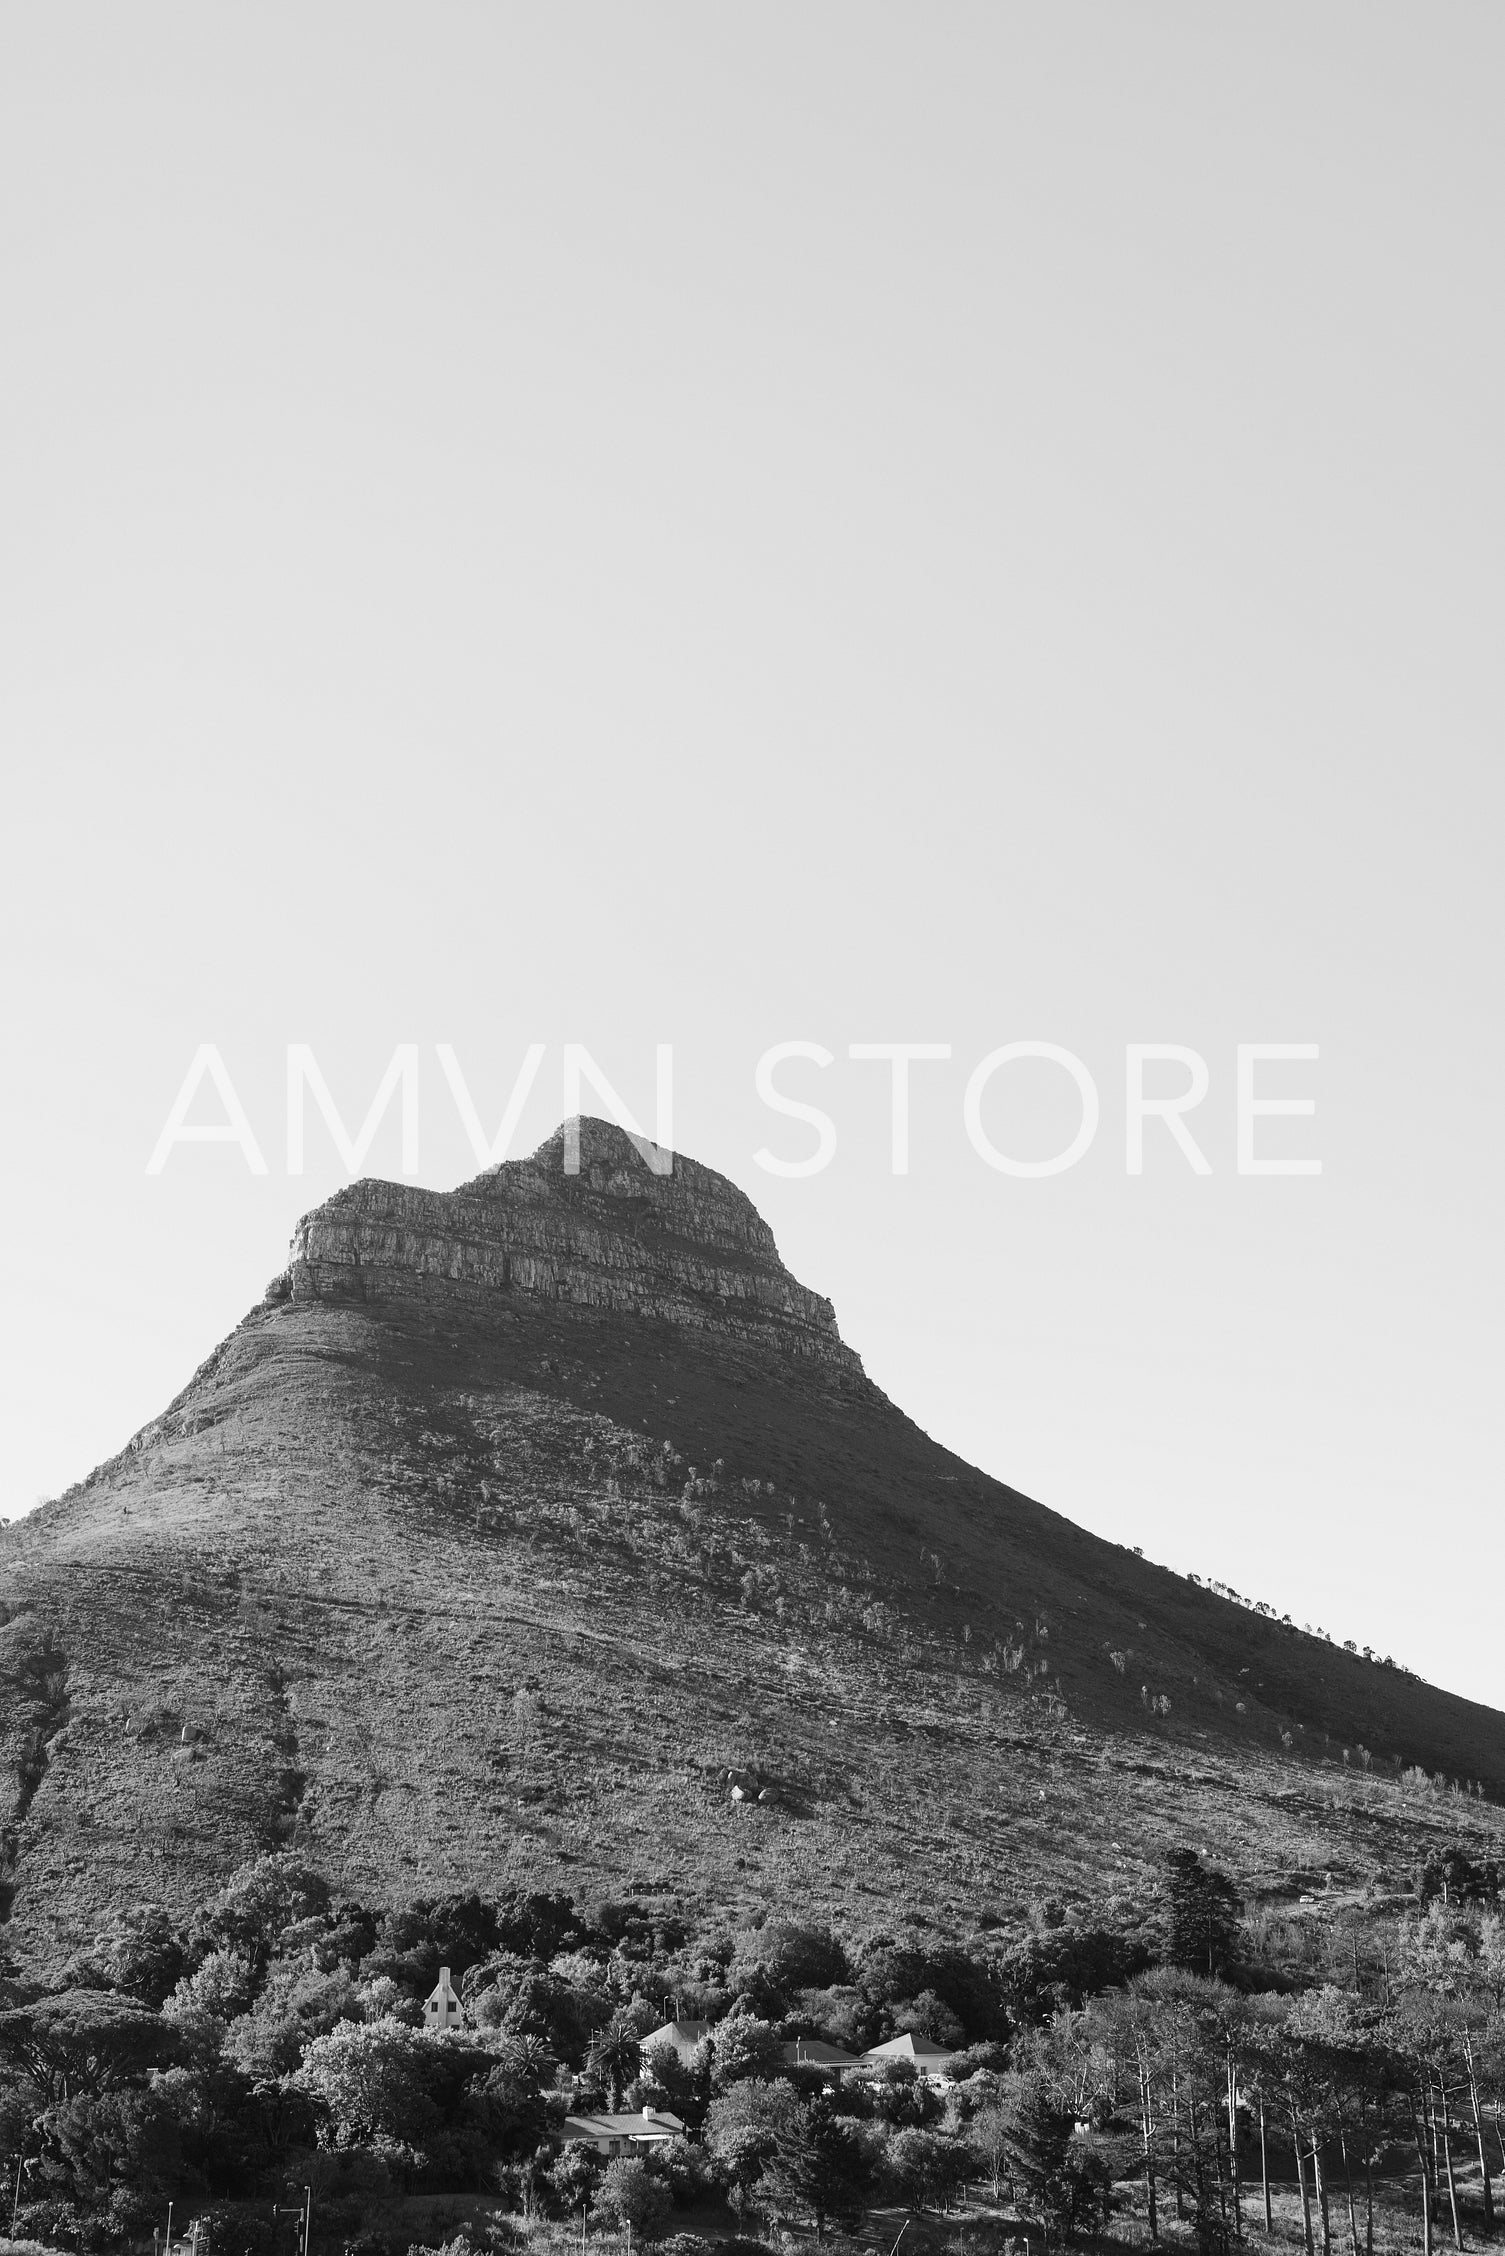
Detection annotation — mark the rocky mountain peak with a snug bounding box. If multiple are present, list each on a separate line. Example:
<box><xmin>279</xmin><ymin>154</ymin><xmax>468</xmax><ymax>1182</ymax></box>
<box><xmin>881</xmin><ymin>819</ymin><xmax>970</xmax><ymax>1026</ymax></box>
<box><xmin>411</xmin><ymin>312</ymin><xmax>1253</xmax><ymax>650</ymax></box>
<box><xmin>272</xmin><ymin>1114</ymin><xmax>858</xmax><ymax>1366</ymax></box>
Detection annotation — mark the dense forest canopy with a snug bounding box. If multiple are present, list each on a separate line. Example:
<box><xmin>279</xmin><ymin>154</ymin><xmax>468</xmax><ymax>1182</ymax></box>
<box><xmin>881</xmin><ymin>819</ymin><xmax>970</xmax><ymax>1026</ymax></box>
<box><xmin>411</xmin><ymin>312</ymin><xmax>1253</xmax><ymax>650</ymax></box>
<box><xmin>2</xmin><ymin>1848</ymin><xmax>1503</xmax><ymax>2256</ymax></box>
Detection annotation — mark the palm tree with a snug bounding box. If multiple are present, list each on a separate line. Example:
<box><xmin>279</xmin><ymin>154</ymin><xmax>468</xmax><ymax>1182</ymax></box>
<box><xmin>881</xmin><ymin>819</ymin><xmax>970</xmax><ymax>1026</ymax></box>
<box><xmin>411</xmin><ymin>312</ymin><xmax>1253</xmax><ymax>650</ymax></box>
<box><xmin>589</xmin><ymin>2016</ymin><xmax>643</xmax><ymax>2109</ymax></box>
<box><xmin>500</xmin><ymin>2030</ymin><xmax>555</xmax><ymax>2085</ymax></box>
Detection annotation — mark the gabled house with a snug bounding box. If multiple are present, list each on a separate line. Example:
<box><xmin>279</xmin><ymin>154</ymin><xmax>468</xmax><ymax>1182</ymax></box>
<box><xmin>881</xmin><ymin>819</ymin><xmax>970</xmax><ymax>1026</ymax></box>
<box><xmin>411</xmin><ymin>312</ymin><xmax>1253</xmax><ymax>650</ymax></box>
<box><xmin>862</xmin><ymin>2031</ymin><xmax>957</xmax><ymax>2085</ymax></box>
<box><xmin>781</xmin><ymin>2037</ymin><xmax>862</xmax><ymax>2078</ymax></box>
<box><xmin>561</xmin><ymin>2107</ymin><xmax>686</xmax><ymax>2157</ymax></box>
<box><xmin>641</xmin><ymin>2018</ymin><xmax>713</xmax><ymax>2063</ymax></box>
<box><xmin>423</xmin><ymin>1966</ymin><xmax>465</xmax><ymax>2033</ymax></box>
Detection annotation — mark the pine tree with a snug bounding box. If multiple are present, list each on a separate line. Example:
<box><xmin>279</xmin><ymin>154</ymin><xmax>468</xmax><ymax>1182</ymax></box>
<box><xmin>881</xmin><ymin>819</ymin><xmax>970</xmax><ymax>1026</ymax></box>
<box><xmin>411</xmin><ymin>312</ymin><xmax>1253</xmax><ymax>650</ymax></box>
<box><xmin>1164</xmin><ymin>1851</ymin><xmax>1243</xmax><ymax>1978</ymax></box>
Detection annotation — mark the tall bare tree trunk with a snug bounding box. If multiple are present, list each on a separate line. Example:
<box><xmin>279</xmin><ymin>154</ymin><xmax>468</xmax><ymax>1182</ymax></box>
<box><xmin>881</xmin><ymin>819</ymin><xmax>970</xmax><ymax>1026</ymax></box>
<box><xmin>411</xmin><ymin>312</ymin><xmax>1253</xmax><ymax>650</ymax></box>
<box><xmin>1438</xmin><ymin>2077</ymin><xmax>1464</xmax><ymax>2251</ymax></box>
<box><xmin>1228</xmin><ymin>2053</ymin><xmax>1244</xmax><ymax>2240</ymax></box>
<box><xmin>1312</xmin><ymin>2135</ymin><xmax>1332</xmax><ymax>2256</ymax></box>
<box><xmin>1191</xmin><ymin>2099</ymin><xmax>1212</xmax><ymax>2237</ymax></box>
<box><xmin>1462</xmin><ymin>2034</ymin><xmax>1495</xmax><ymax>2236</ymax></box>
<box><xmin>1294</xmin><ymin>2120</ymin><xmax>1316</xmax><ymax>2256</ymax></box>
<box><xmin>1338</xmin><ymin>2129</ymin><xmax>1361</xmax><ymax>2256</ymax></box>
<box><xmin>1138</xmin><ymin>2050</ymin><xmax>1159</xmax><ymax>2244</ymax></box>
<box><xmin>1260</xmin><ymin>2093</ymin><xmax>1273</xmax><ymax>2234</ymax></box>
<box><xmin>1417</xmin><ymin>2110</ymin><xmax>1437</xmax><ymax>2256</ymax></box>
<box><xmin>1363</xmin><ymin>2113</ymin><xmax>1374</xmax><ymax>2256</ymax></box>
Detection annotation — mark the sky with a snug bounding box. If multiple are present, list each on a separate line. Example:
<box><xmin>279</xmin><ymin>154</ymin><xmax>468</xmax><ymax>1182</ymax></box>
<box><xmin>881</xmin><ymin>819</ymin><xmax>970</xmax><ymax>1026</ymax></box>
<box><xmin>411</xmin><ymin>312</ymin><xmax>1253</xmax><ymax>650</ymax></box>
<box><xmin>2</xmin><ymin>6</ymin><xmax>1501</xmax><ymax>1706</ymax></box>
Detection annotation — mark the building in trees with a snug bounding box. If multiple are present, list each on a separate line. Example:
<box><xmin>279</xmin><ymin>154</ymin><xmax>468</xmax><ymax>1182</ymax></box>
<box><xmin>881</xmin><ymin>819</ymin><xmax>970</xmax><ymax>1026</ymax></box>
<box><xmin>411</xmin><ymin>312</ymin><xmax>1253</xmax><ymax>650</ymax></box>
<box><xmin>640</xmin><ymin>2017</ymin><xmax>713</xmax><ymax>2062</ymax></box>
<box><xmin>560</xmin><ymin>2106</ymin><xmax>686</xmax><ymax>2157</ymax></box>
<box><xmin>862</xmin><ymin>2032</ymin><xmax>958</xmax><ymax>2085</ymax></box>
<box><xmin>423</xmin><ymin>1966</ymin><xmax>465</xmax><ymax>2032</ymax></box>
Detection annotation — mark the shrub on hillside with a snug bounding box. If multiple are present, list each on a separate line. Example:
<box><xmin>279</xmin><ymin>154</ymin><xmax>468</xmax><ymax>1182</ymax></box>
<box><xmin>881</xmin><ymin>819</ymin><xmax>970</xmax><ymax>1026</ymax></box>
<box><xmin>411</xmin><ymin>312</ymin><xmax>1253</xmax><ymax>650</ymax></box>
<box><xmin>868</xmin><ymin>2059</ymin><xmax>944</xmax><ymax>2129</ymax></box>
<box><xmin>883</xmin><ymin>2125</ymin><xmax>973</xmax><ymax>2214</ymax></box>
<box><xmin>593</xmin><ymin>2158</ymin><xmax>674</xmax><ymax>2241</ymax></box>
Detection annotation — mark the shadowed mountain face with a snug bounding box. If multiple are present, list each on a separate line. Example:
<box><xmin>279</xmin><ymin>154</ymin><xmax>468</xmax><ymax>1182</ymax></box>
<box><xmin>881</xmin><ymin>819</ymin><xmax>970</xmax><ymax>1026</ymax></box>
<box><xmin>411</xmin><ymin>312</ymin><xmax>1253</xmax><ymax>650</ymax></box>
<box><xmin>2</xmin><ymin>1118</ymin><xmax>1502</xmax><ymax>1973</ymax></box>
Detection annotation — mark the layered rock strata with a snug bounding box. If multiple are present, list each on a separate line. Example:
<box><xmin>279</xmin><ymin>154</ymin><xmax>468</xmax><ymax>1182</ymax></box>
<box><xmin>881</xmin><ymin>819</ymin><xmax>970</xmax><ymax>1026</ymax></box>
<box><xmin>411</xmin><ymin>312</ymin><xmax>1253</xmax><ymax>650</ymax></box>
<box><xmin>270</xmin><ymin>1115</ymin><xmax>858</xmax><ymax>1367</ymax></box>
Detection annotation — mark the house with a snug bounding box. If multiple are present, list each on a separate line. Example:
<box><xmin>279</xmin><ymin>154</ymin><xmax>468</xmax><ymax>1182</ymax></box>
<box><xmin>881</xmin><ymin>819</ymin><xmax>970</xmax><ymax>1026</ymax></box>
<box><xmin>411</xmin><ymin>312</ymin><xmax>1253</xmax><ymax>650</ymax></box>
<box><xmin>781</xmin><ymin>2037</ymin><xmax>862</xmax><ymax>2078</ymax></box>
<box><xmin>861</xmin><ymin>2032</ymin><xmax>957</xmax><ymax>2085</ymax></box>
<box><xmin>423</xmin><ymin>1966</ymin><xmax>465</xmax><ymax>2033</ymax></box>
<box><xmin>641</xmin><ymin>2017</ymin><xmax>713</xmax><ymax>2064</ymax></box>
<box><xmin>561</xmin><ymin>2108</ymin><xmax>686</xmax><ymax>2157</ymax></box>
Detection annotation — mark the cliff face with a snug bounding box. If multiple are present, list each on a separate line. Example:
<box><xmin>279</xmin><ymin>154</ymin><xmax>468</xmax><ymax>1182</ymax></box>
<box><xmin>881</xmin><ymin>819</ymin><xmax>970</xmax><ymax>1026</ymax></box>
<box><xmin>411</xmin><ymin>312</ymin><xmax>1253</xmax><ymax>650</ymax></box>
<box><xmin>273</xmin><ymin>1117</ymin><xmax>857</xmax><ymax>1366</ymax></box>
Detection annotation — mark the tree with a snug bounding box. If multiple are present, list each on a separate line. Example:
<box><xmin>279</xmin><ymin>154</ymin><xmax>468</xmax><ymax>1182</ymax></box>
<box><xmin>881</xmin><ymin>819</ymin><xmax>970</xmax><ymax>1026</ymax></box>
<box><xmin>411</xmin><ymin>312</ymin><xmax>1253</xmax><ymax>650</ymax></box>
<box><xmin>886</xmin><ymin>2124</ymin><xmax>973</xmax><ymax>2216</ymax></box>
<box><xmin>1164</xmin><ymin>1853</ymin><xmax>1243</xmax><ymax>1980</ymax></box>
<box><xmin>1390</xmin><ymin>1988</ymin><xmax>1462</xmax><ymax>2256</ymax></box>
<box><xmin>998</xmin><ymin>2068</ymin><xmax>1106</xmax><ymax>2247</ymax></box>
<box><xmin>1418</xmin><ymin>1848</ymin><xmax>1501</xmax><ymax>1912</ymax></box>
<box><xmin>588</xmin><ymin>2016</ymin><xmax>643</xmax><ymax>2108</ymax></box>
<box><xmin>968</xmin><ymin>2098</ymin><xmax>1012</xmax><ymax>2202</ymax></box>
<box><xmin>69</xmin><ymin>1905</ymin><xmax>186</xmax><ymax>2008</ymax></box>
<box><xmin>894</xmin><ymin>1991</ymin><xmax>967</xmax><ymax>2049</ymax></box>
<box><xmin>187</xmin><ymin>1855</ymin><xmax>330</xmax><ymax>1974</ymax></box>
<box><xmin>857</xmin><ymin>1939</ymin><xmax>1007</xmax><ymax>2045</ymax></box>
<box><xmin>1397</xmin><ymin>1906</ymin><xmax>1497</xmax><ymax>2240</ymax></box>
<box><xmin>461</xmin><ymin>2061</ymin><xmax>548</xmax><ymax>2162</ymax></box>
<box><xmin>546</xmin><ymin>2139</ymin><xmax>604</xmax><ymax>2218</ymax></box>
<box><xmin>0</xmin><ymin>1993</ymin><xmax>180</xmax><ymax>2102</ymax></box>
<box><xmin>363</xmin><ymin>1892</ymin><xmax>505</xmax><ymax>1997</ymax></box>
<box><xmin>759</xmin><ymin>2099</ymin><xmax>874</xmax><ymax>2233</ymax></box>
<box><xmin>292</xmin><ymin>2018</ymin><xmax>497</xmax><ymax>2153</ymax></box>
<box><xmin>704</xmin><ymin>2009</ymin><xmax>783</xmax><ymax>2091</ymax></box>
<box><xmin>868</xmin><ymin>2058</ymin><xmax>944</xmax><ymax>2129</ymax></box>
<box><xmin>632</xmin><ymin>2038</ymin><xmax>699</xmax><ymax>2121</ymax></box>
<box><xmin>223</xmin><ymin>1957</ymin><xmax>362</xmax><ymax>2081</ymax></box>
<box><xmin>704</xmin><ymin>2077</ymin><xmax>806</xmax><ymax>2207</ymax></box>
<box><xmin>36</xmin><ymin>2086</ymin><xmax>183</xmax><ymax>2211</ymax></box>
<box><xmin>729</xmin><ymin>1922</ymin><xmax>849</xmax><ymax>2008</ymax></box>
<box><xmin>1089</xmin><ymin>1982</ymin><xmax>1170</xmax><ymax>2243</ymax></box>
<box><xmin>164</xmin><ymin>1948</ymin><xmax>260</xmax><ymax>2036</ymax></box>
<box><xmin>1283</xmin><ymin>1988</ymin><xmax>1396</xmax><ymax>2256</ymax></box>
<box><xmin>759</xmin><ymin>1923</ymin><xmax>850</xmax><ymax>1993</ymax></box>
<box><xmin>1000</xmin><ymin>1928</ymin><xmax>1151</xmax><ymax>2028</ymax></box>
<box><xmin>593</xmin><ymin>2156</ymin><xmax>674</xmax><ymax>2240</ymax></box>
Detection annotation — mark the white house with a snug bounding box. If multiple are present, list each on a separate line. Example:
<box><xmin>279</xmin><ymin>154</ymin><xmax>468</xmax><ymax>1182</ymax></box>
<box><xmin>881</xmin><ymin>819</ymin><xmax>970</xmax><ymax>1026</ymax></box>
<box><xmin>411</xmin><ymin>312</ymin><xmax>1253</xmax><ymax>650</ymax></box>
<box><xmin>423</xmin><ymin>1966</ymin><xmax>465</xmax><ymax>2033</ymax></box>
<box><xmin>862</xmin><ymin>2032</ymin><xmax>957</xmax><ymax>2085</ymax></box>
<box><xmin>561</xmin><ymin>2108</ymin><xmax>686</xmax><ymax>2157</ymax></box>
<box><xmin>641</xmin><ymin>2018</ymin><xmax>713</xmax><ymax>2063</ymax></box>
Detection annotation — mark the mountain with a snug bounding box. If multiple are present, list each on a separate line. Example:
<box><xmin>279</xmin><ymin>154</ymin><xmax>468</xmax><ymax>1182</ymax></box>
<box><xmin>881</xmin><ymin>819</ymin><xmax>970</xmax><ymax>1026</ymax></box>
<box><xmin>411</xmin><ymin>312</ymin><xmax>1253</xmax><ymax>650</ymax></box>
<box><xmin>2</xmin><ymin>1117</ymin><xmax>1502</xmax><ymax>1976</ymax></box>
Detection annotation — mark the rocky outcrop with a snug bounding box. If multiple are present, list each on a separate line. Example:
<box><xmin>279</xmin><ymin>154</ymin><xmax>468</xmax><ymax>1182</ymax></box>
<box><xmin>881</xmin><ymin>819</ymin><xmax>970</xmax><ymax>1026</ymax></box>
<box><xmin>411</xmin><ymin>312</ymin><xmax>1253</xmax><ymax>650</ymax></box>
<box><xmin>269</xmin><ymin>1116</ymin><xmax>859</xmax><ymax>1367</ymax></box>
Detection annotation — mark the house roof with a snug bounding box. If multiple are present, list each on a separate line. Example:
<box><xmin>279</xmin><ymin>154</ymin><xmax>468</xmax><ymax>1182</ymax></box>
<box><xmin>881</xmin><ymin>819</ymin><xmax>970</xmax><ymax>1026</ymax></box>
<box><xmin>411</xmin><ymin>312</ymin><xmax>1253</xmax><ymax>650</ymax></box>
<box><xmin>643</xmin><ymin>2019</ymin><xmax>713</xmax><ymax>2050</ymax></box>
<box><xmin>563</xmin><ymin>2111</ymin><xmax>686</xmax><ymax>2141</ymax></box>
<box><xmin>782</xmin><ymin>2038</ymin><xmax>861</xmax><ymax>2068</ymax></box>
<box><xmin>864</xmin><ymin>2033</ymin><xmax>957</xmax><ymax>2064</ymax></box>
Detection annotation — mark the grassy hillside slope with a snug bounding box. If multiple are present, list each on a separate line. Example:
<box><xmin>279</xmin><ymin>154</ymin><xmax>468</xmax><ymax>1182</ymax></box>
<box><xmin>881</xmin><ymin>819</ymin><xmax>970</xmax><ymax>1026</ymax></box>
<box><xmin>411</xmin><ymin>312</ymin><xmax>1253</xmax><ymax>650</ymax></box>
<box><xmin>2</xmin><ymin>1125</ymin><xmax>1501</xmax><ymax>1976</ymax></box>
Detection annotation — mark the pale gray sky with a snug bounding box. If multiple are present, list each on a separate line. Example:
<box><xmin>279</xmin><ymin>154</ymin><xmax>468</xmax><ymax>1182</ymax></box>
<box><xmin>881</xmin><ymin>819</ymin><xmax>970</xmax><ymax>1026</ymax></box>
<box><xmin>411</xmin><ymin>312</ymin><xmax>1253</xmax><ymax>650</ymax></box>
<box><xmin>2</xmin><ymin>7</ymin><xmax>1501</xmax><ymax>1702</ymax></box>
